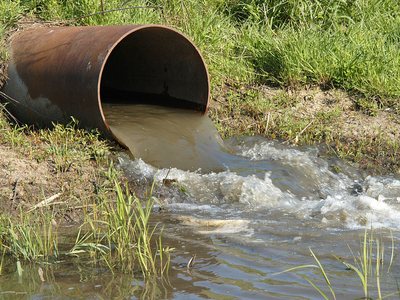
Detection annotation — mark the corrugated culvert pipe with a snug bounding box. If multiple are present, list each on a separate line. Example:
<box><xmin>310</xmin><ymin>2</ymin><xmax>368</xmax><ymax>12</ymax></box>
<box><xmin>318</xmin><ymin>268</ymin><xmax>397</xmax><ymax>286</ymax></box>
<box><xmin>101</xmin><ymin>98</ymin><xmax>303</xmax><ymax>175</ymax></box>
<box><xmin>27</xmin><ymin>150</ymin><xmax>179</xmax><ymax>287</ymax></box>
<box><xmin>1</xmin><ymin>25</ymin><xmax>210</xmax><ymax>146</ymax></box>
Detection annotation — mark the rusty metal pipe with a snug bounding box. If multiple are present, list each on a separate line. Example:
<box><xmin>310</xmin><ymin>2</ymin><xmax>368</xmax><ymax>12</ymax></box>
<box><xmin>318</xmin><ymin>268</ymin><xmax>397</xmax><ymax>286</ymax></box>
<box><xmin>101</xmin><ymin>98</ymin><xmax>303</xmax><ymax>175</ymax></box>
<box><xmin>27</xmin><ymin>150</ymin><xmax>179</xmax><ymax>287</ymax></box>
<box><xmin>1</xmin><ymin>25</ymin><xmax>210</xmax><ymax>145</ymax></box>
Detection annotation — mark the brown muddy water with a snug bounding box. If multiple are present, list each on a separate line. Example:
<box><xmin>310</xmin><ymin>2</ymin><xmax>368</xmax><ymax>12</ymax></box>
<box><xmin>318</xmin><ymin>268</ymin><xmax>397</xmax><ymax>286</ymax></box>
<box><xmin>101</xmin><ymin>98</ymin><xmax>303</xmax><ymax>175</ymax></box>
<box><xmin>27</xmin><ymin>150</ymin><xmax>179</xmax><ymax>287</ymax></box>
<box><xmin>2</xmin><ymin>104</ymin><xmax>400</xmax><ymax>299</ymax></box>
<box><xmin>102</xmin><ymin>104</ymin><xmax>227</xmax><ymax>173</ymax></box>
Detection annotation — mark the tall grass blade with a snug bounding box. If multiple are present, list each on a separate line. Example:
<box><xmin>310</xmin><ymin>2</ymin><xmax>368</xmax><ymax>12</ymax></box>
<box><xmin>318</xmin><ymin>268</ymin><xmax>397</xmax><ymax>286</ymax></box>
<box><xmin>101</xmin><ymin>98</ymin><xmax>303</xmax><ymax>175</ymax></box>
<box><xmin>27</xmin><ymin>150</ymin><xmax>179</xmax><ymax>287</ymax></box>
<box><xmin>387</xmin><ymin>228</ymin><xmax>395</xmax><ymax>274</ymax></box>
<box><xmin>0</xmin><ymin>248</ymin><xmax>5</xmax><ymax>275</ymax></box>
<box><xmin>376</xmin><ymin>239</ymin><xmax>381</xmax><ymax>299</ymax></box>
<box><xmin>309</xmin><ymin>248</ymin><xmax>336</xmax><ymax>300</ymax></box>
<box><xmin>16</xmin><ymin>260</ymin><xmax>23</xmax><ymax>277</ymax></box>
<box><xmin>305</xmin><ymin>278</ymin><xmax>331</xmax><ymax>300</ymax></box>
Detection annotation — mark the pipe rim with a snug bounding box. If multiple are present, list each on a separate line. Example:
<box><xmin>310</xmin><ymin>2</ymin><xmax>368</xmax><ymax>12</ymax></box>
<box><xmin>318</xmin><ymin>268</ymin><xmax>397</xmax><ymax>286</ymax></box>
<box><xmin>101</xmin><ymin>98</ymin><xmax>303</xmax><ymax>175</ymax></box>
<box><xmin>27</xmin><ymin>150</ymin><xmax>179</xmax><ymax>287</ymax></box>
<box><xmin>97</xmin><ymin>25</ymin><xmax>210</xmax><ymax>142</ymax></box>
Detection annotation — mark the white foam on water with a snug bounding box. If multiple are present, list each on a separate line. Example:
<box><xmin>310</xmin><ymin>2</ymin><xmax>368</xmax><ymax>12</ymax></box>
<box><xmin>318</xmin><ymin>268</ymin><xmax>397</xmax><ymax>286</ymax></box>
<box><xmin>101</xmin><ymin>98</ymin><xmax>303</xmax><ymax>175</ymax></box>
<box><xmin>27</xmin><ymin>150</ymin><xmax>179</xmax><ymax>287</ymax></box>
<box><xmin>118</xmin><ymin>154</ymin><xmax>296</xmax><ymax>208</ymax></box>
<box><xmin>364</xmin><ymin>175</ymin><xmax>400</xmax><ymax>199</ymax></box>
<box><xmin>226</xmin><ymin>137</ymin><xmax>351</xmax><ymax>195</ymax></box>
<box><xmin>118</xmin><ymin>136</ymin><xmax>400</xmax><ymax>232</ymax></box>
<box><xmin>176</xmin><ymin>216</ymin><xmax>254</xmax><ymax>236</ymax></box>
<box><xmin>316</xmin><ymin>194</ymin><xmax>400</xmax><ymax>230</ymax></box>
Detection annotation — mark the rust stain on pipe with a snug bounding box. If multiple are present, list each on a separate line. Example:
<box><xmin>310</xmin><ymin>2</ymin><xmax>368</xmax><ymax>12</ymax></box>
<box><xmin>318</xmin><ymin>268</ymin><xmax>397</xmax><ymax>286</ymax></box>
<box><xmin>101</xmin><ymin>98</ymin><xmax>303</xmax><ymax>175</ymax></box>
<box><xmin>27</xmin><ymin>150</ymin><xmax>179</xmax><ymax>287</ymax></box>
<box><xmin>1</xmin><ymin>25</ymin><xmax>210</xmax><ymax>145</ymax></box>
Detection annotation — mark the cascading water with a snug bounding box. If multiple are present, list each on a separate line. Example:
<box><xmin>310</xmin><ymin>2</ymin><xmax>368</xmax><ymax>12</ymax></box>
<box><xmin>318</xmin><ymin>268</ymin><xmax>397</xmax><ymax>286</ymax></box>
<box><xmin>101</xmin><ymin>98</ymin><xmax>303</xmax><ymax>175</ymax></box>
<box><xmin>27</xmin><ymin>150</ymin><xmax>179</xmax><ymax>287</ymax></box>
<box><xmin>102</xmin><ymin>103</ymin><xmax>400</xmax><ymax>299</ymax></box>
<box><xmin>102</xmin><ymin>103</ymin><xmax>227</xmax><ymax>172</ymax></box>
<box><xmin>105</xmin><ymin>104</ymin><xmax>400</xmax><ymax>231</ymax></box>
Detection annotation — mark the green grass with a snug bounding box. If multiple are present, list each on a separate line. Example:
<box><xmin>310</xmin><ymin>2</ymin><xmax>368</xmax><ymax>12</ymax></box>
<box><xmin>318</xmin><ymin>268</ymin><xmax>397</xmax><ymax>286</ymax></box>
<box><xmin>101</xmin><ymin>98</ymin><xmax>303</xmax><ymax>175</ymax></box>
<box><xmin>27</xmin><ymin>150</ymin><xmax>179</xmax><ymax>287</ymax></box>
<box><xmin>276</xmin><ymin>223</ymin><xmax>399</xmax><ymax>300</ymax></box>
<box><xmin>1</xmin><ymin>1</ymin><xmax>400</xmax><ymax>167</ymax></box>
<box><xmin>0</xmin><ymin>209</ymin><xmax>59</xmax><ymax>262</ymax></box>
<box><xmin>37</xmin><ymin>117</ymin><xmax>110</xmax><ymax>171</ymax></box>
<box><xmin>68</xmin><ymin>164</ymin><xmax>172</xmax><ymax>276</ymax></box>
<box><xmin>0</xmin><ymin>107</ymin><xmax>170</xmax><ymax>277</ymax></box>
<box><xmin>0</xmin><ymin>0</ymin><xmax>23</xmax><ymax>28</ymax></box>
<box><xmin>1</xmin><ymin>0</ymin><xmax>398</xmax><ymax>105</ymax></box>
<box><xmin>0</xmin><ymin>106</ymin><xmax>111</xmax><ymax>171</ymax></box>
<box><xmin>0</xmin><ymin>163</ymin><xmax>171</xmax><ymax>277</ymax></box>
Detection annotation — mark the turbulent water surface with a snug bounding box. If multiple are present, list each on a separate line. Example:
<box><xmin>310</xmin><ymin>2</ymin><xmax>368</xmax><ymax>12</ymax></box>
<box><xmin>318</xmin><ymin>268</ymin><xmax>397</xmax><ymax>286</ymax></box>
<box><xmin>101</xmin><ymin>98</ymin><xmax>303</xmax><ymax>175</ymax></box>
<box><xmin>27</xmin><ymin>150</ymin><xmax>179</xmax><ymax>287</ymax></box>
<box><xmin>2</xmin><ymin>104</ymin><xmax>400</xmax><ymax>299</ymax></box>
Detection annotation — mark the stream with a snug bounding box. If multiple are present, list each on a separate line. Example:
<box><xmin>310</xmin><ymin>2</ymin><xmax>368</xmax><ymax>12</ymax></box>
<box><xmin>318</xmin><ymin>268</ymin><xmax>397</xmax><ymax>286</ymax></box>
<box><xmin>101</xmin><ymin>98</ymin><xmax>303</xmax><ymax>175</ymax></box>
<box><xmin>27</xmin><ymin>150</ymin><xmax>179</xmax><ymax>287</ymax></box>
<box><xmin>2</xmin><ymin>104</ymin><xmax>400</xmax><ymax>299</ymax></box>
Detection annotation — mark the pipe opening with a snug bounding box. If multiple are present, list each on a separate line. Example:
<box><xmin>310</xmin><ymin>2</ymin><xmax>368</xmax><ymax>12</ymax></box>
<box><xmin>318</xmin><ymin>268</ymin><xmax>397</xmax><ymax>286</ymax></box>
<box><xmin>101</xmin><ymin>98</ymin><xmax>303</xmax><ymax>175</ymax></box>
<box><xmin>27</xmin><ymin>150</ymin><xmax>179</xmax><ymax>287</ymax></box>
<box><xmin>100</xmin><ymin>26</ymin><xmax>209</xmax><ymax>112</ymax></box>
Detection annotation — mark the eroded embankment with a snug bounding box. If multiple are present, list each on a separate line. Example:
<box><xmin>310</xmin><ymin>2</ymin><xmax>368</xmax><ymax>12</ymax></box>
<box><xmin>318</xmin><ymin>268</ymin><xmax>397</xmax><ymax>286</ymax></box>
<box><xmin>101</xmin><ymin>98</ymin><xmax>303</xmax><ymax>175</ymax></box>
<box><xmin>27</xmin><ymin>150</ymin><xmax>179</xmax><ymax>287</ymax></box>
<box><xmin>209</xmin><ymin>83</ymin><xmax>400</xmax><ymax>175</ymax></box>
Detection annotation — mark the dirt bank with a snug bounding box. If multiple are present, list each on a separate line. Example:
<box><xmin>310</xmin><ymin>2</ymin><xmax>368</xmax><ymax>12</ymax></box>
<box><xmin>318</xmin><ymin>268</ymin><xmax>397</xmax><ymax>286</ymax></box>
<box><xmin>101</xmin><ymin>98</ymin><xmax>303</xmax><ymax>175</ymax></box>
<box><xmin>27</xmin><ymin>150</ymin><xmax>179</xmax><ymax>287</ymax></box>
<box><xmin>209</xmin><ymin>83</ymin><xmax>400</xmax><ymax>175</ymax></box>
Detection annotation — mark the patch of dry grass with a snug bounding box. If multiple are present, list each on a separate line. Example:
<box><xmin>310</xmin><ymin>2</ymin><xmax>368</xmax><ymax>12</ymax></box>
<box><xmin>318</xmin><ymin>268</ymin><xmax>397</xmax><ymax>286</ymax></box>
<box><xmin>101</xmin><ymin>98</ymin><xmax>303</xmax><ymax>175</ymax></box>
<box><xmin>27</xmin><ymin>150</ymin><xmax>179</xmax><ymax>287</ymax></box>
<box><xmin>209</xmin><ymin>84</ymin><xmax>400</xmax><ymax>175</ymax></box>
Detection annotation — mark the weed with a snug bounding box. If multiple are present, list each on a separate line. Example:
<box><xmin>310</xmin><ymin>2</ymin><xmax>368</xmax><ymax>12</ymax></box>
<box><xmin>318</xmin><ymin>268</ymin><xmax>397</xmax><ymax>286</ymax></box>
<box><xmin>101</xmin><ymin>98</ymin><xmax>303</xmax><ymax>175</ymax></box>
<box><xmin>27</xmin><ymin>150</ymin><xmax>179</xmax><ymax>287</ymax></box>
<box><xmin>0</xmin><ymin>208</ymin><xmax>60</xmax><ymax>262</ymax></box>
<box><xmin>0</xmin><ymin>164</ymin><xmax>171</xmax><ymax>277</ymax></box>
<box><xmin>0</xmin><ymin>0</ymin><xmax>23</xmax><ymax>28</ymax></box>
<box><xmin>68</xmin><ymin>164</ymin><xmax>172</xmax><ymax>276</ymax></box>
<box><xmin>0</xmin><ymin>113</ymin><xmax>111</xmax><ymax>173</ymax></box>
<box><xmin>276</xmin><ymin>223</ymin><xmax>399</xmax><ymax>299</ymax></box>
<box><xmin>357</xmin><ymin>98</ymin><xmax>380</xmax><ymax>117</ymax></box>
<box><xmin>100</xmin><ymin>167</ymin><xmax>171</xmax><ymax>276</ymax></box>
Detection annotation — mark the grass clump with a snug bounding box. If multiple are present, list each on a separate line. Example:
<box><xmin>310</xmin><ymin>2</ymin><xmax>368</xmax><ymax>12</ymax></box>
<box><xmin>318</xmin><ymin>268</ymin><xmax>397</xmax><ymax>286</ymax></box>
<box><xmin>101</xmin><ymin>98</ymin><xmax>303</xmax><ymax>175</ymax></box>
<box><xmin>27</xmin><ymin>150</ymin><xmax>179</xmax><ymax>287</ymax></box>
<box><xmin>0</xmin><ymin>0</ymin><xmax>24</xmax><ymax>28</ymax></box>
<box><xmin>0</xmin><ymin>209</ymin><xmax>59</xmax><ymax>262</ymax></box>
<box><xmin>69</xmin><ymin>165</ymin><xmax>172</xmax><ymax>276</ymax></box>
<box><xmin>0</xmin><ymin>107</ymin><xmax>111</xmax><ymax>172</ymax></box>
<box><xmin>276</xmin><ymin>223</ymin><xmax>399</xmax><ymax>300</ymax></box>
<box><xmin>0</xmin><ymin>164</ymin><xmax>171</xmax><ymax>277</ymax></box>
<box><xmin>37</xmin><ymin>117</ymin><xmax>110</xmax><ymax>171</ymax></box>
